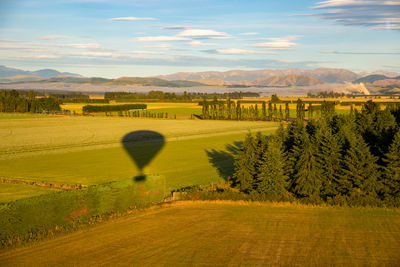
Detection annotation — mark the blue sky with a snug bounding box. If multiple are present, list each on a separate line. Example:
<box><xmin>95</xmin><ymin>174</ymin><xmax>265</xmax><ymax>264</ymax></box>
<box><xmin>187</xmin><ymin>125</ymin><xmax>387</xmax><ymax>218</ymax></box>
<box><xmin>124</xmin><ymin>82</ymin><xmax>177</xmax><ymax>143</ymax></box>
<box><xmin>0</xmin><ymin>0</ymin><xmax>399</xmax><ymax>78</ymax></box>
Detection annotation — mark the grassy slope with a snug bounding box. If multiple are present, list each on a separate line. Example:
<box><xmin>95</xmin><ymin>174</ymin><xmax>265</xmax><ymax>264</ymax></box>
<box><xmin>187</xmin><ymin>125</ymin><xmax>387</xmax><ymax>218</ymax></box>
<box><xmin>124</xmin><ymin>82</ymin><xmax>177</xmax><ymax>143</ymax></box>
<box><xmin>1</xmin><ymin>201</ymin><xmax>399</xmax><ymax>266</ymax></box>
<box><xmin>0</xmin><ymin>116</ymin><xmax>278</xmax><ymax>191</ymax></box>
<box><xmin>0</xmin><ymin>184</ymin><xmax>60</xmax><ymax>203</ymax></box>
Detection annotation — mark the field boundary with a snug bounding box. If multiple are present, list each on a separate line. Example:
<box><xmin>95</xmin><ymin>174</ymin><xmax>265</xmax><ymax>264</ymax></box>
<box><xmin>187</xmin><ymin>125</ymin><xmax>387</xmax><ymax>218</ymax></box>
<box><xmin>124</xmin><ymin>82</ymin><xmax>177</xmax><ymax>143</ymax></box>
<box><xmin>0</xmin><ymin>178</ymin><xmax>84</xmax><ymax>190</ymax></box>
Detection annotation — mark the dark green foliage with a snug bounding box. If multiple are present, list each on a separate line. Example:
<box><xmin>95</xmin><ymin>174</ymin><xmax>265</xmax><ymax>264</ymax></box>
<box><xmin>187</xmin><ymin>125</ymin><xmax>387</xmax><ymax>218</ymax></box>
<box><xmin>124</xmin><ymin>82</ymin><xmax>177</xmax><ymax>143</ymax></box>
<box><xmin>256</xmin><ymin>136</ymin><xmax>288</xmax><ymax>199</ymax></box>
<box><xmin>105</xmin><ymin>91</ymin><xmax>259</xmax><ymax>101</ymax></box>
<box><xmin>0</xmin><ymin>89</ymin><xmax>61</xmax><ymax>113</ymax></box>
<box><xmin>339</xmin><ymin>135</ymin><xmax>380</xmax><ymax>204</ymax></box>
<box><xmin>296</xmin><ymin>98</ymin><xmax>305</xmax><ymax>121</ymax></box>
<box><xmin>270</xmin><ymin>94</ymin><xmax>281</xmax><ymax>103</ymax></box>
<box><xmin>229</xmin><ymin>100</ymin><xmax>400</xmax><ymax>207</ymax></box>
<box><xmin>355</xmin><ymin>101</ymin><xmax>397</xmax><ymax>159</ymax></box>
<box><xmin>83</xmin><ymin>104</ymin><xmax>147</xmax><ymax>113</ymax></box>
<box><xmin>233</xmin><ymin>133</ymin><xmax>257</xmax><ymax>192</ymax></box>
<box><xmin>233</xmin><ymin>133</ymin><xmax>266</xmax><ymax>192</ymax></box>
<box><xmin>314</xmin><ymin>121</ymin><xmax>342</xmax><ymax>199</ymax></box>
<box><xmin>290</xmin><ymin>132</ymin><xmax>321</xmax><ymax>199</ymax></box>
<box><xmin>0</xmin><ymin>176</ymin><xmax>165</xmax><ymax>248</ymax></box>
<box><xmin>381</xmin><ymin>130</ymin><xmax>400</xmax><ymax>203</ymax></box>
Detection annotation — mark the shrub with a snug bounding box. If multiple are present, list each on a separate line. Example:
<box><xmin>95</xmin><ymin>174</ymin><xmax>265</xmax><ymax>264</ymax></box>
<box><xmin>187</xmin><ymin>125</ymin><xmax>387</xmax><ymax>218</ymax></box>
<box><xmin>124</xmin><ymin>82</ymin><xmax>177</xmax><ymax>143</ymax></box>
<box><xmin>0</xmin><ymin>176</ymin><xmax>165</xmax><ymax>248</ymax></box>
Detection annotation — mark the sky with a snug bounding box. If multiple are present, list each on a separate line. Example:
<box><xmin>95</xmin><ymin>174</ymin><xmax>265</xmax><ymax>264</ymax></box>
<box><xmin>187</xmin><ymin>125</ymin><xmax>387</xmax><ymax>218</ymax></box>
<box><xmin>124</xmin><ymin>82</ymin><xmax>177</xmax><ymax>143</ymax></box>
<box><xmin>0</xmin><ymin>0</ymin><xmax>399</xmax><ymax>78</ymax></box>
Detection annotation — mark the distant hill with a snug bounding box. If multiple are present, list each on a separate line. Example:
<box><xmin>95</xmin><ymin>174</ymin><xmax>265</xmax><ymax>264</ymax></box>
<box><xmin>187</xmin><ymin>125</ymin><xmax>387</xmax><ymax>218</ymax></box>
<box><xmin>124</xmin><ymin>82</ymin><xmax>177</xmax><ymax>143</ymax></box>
<box><xmin>0</xmin><ymin>65</ymin><xmax>82</xmax><ymax>79</ymax></box>
<box><xmin>157</xmin><ymin>68</ymin><xmax>359</xmax><ymax>84</ymax></box>
<box><xmin>359</xmin><ymin>70</ymin><xmax>399</xmax><ymax>78</ymax></box>
<box><xmin>353</xmin><ymin>75</ymin><xmax>390</xmax><ymax>84</ymax></box>
<box><xmin>1</xmin><ymin>75</ymin><xmax>207</xmax><ymax>88</ymax></box>
<box><xmin>252</xmin><ymin>74</ymin><xmax>324</xmax><ymax>87</ymax></box>
<box><xmin>110</xmin><ymin>77</ymin><xmax>205</xmax><ymax>87</ymax></box>
<box><xmin>0</xmin><ymin>75</ymin><xmax>43</xmax><ymax>83</ymax></box>
<box><xmin>372</xmin><ymin>78</ymin><xmax>400</xmax><ymax>87</ymax></box>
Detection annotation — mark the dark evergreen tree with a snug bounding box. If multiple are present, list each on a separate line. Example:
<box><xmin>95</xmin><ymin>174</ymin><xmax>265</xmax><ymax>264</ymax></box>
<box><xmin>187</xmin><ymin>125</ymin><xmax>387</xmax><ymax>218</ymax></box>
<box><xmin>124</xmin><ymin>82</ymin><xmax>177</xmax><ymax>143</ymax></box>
<box><xmin>233</xmin><ymin>133</ymin><xmax>257</xmax><ymax>192</ymax></box>
<box><xmin>290</xmin><ymin>131</ymin><xmax>322</xmax><ymax>199</ymax></box>
<box><xmin>314</xmin><ymin>121</ymin><xmax>342</xmax><ymax>199</ymax></box>
<box><xmin>285</xmin><ymin>103</ymin><xmax>290</xmax><ymax>121</ymax></box>
<box><xmin>256</xmin><ymin>136</ymin><xmax>288</xmax><ymax>198</ymax></box>
<box><xmin>262</xmin><ymin>101</ymin><xmax>267</xmax><ymax>120</ymax></box>
<box><xmin>381</xmin><ymin>130</ymin><xmax>400</xmax><ymax>202</ymax></box>
<box><xmin>339</xmin><ymin>135</ymin><xmax>380</xmax><ymax>203</ymax></box>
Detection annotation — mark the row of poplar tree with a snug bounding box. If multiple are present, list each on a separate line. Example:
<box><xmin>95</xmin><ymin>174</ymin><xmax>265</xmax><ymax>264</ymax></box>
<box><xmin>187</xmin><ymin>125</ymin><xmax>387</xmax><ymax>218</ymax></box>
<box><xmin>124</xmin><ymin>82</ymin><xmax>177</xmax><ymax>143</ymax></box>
<box><xmin>233</xmin><ymin>101</ymin><xmax>400</xmax><ymax>206</ymax></box>
<box><xmin>201</xmin><ymin>98</ymin><xmax>336</xmax><ymax>121</ymax></box>
<box><xmin>0</xmin><ymin>90</ymin><xmax>61</xmax><ymax>113</ymax></box>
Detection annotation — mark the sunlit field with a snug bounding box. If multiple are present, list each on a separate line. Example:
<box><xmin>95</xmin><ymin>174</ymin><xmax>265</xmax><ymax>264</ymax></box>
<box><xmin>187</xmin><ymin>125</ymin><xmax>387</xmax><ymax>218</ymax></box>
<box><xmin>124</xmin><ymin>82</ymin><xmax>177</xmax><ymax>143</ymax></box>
<box><xmin>1</xmin><ymin>201</ymin><xmax>399</xmax><ymax>266</ymax></box>
<box><xmin>0</xmin><ymin>116</ymin><xmax>279</xmax><ymax>201</ymax></box>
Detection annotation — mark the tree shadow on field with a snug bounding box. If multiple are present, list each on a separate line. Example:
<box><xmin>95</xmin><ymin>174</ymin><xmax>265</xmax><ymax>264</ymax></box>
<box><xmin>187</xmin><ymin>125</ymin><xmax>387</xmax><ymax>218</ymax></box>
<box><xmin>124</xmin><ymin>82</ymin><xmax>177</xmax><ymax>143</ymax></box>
<box><xmin>121</xmin><ymin>130</ymin><xmax>165</xmax><ymax>182</ymax></box>
<box><xmin>205</xmin><ymin>141</ymin><xmax>243</xmax><ymax>181</ymax></box>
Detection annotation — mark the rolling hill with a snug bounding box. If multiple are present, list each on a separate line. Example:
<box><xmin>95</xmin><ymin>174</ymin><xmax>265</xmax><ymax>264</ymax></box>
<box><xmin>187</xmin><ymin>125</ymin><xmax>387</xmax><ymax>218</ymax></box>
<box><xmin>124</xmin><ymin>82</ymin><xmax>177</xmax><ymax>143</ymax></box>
<box><xmin>0</xmin><ymin>66</ymin><xmax>82</xmax><ymax>79</ymax></box>
<box><xmin>157</xmin><ymin>68</ymin><xmax>360</xmax><ymax>84</ymax></box>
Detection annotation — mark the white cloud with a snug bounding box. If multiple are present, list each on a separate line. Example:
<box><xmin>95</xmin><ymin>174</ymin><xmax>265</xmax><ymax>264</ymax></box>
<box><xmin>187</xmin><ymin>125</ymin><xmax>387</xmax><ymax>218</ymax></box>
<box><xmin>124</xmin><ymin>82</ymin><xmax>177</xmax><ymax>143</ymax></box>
<box><xmin>239</xmin><ymin>32</ymin><xmax>259</xmax><ymax>35</ymax></box>
<box><xmin>136</xmin><ymin>36</ymin><xmax>189</xmax><ymax>42</ymax></box>
<box><xmin>248</xmin><ymin>36</ymin><xmax>300</xmax><ymax>50</ymax></box>
<box><xmin>59</xmin><ymin>43</ymin><xmax>101</xmax><ymax>49</ymax></box>
<box><xmin>177</xmin><ymin>29</ymin><xmax>231</xmax><ymax>39</ymax></box>
<box><xmin>38</xmin><ymin>35</ymin><xmax>69</xmax><ymax>40</ymax></box>
<box><xmin>59</xmin><ymin>51</ymin><xmax>114</xmax><ymax>57</ymax></box>
<box><xmin>160</xmin><ymin>25</ymin><xmax>190</xmax><ymax>30</ymax></box>
<box><xmin>20</xmin><ymin>55</ymin><xmax>60</xmax><ymax>59</ymax></box>
<box><xmin>312</xmin><ymin>0</ymin><xmax>400</xmax><ymax>30</ymax></box>
<box><xmin>129</xmin><ymin>50</ymin><xmax>165</xmax><ymax>55</ymax></box>
<box><xmin>214</xmin><ymin>49</ymin><xmax>276</xmax><ymax>55</ymax></box>
<box><xmin>186</xmin><ymin>40</ymin><xmax>217</xmax><ymax>46</ymax></box>
<box><xmin>109</xmin><ymin>17</ymin><xmax>155</xmax><ymax>21</ymax></box>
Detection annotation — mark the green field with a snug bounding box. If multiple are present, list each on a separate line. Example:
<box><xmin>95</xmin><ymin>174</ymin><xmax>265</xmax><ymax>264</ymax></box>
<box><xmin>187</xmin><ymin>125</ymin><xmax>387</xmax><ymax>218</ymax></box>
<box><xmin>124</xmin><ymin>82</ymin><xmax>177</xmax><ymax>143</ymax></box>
<box><xmin>0</xmin><ymin>183</ymin><xmax>60</xmax><ymax>203</ymax></box>
<box><xmin>1</xmin><ymin>201</ymin><xmax>399</xmax><ymax>266</ymax></box>
<box><xmin>0</xmin><ymin>116</ymin><xmax>279</xmax><ymax>197</ymax></box>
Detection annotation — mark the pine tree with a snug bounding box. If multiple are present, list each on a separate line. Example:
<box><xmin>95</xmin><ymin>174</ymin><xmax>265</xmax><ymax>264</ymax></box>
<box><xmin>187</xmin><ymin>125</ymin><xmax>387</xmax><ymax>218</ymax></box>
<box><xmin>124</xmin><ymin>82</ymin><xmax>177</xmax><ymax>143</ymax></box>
<box><xmin>339</xmin><ymin>135</ymin><xmax>380</xmax><ymax>201</ymax></box>
<box><xmin>256</xmin><ymin>136</ymin><xmax>288</xmax><ymax>199</ymax></box>
<box><xmin>233</xmin><ymin>133</ymin><xmax>257</xmax><ymax>192</ymax></box>
<box><xmin>381</xmin><ymin>130</ymin><xmax>400</xmax><ymax>201</ymax></box>
<box><xmin>296</xmin><ymin>99</ymin><xmax>304</xmax><ymax>122</ymax></box>
<box><xmin>314</xmin><ymin>121</ymin><xmax>342</xmax><ymax>199</ymax></box>
<box><xmin>290</xmin><ymin>131</ymin><xmax>322</xmax><ymax>199</ymax></box>
<box><xmin>262</xmin><ymin>101</ymin><xmax>267</xmax><ymax>120</ymax></box>
<box><xmin>268</xmin><ymin>101</ymin><xmax>272</xmax><ymax>121</ymax></box>
<box><xmin>308</xmin><ymin>103</ymin><xmax>313</xmax><ymax>121</ymax></box>
<box><xmin>285</xmin><ymin>103</ymin><xmax>290</xmax><ymax>121</ymax></box>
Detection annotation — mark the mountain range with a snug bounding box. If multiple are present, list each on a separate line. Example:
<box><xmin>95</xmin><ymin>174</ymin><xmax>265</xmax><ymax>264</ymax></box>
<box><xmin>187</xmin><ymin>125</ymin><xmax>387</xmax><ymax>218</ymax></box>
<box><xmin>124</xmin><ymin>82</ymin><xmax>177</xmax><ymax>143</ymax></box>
<box><xmin>0</xmin><ymin>65</ymin><xmax>82</xmax><ymax>79</ymax></box>
<box><xmin>156</xmin><ymin>68</ymin><xmax>361</xmax><ymax>84</ymax></box>
<box><xmin>0</xmin><ymin>65</ymin><xmax>399</xmax><ymax>88</ymax></box>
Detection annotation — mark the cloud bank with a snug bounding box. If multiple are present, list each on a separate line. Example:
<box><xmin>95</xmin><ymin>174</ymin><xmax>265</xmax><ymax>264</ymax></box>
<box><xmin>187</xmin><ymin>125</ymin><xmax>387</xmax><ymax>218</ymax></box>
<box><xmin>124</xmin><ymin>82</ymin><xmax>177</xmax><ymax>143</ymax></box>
<box><xmin>312</xmin><ymin>0</ymin><xmax>400</xmax><ymax>30</ymax></box>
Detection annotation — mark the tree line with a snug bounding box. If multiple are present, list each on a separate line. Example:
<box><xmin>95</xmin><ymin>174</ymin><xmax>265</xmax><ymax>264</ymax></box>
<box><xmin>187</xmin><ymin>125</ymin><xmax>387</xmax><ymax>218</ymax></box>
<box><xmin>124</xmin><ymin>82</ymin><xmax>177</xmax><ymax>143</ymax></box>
<box><xmin>233</xmin><ymin>100</ymin><xmax>400</xmax><ymax>207</ymax></box>
<box><xmin>201</xmin><ymin>97</ymin><xmax>336</xmax><ymax>122</ymax></box>
<box><xmin>0</xmin><ymin>90</ymin><xmax>61</xmax><ymax>113</ymax></box>
<box><xmin>82</xmin><ymin>104</ymin><xmax>147</xmax><ymax>113</ymax></box>
<box><xmin>105</xmin><ymin>91</ymin><xmax>260</xmax><ymax>101</ymax></box>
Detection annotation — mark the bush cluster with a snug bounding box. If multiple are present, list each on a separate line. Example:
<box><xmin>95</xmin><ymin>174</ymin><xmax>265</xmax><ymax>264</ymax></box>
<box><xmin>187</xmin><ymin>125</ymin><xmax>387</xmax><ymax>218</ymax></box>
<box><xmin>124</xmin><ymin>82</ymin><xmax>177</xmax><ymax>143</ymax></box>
<box><xmin>0</xmin><ymin>176</ymin><xmax>165</xmax><ymax>248</ymax></box>
<box><xmin>82</xmin><ymin>104</ymin><xmax>147</xmax><ymax>113</ymax></box>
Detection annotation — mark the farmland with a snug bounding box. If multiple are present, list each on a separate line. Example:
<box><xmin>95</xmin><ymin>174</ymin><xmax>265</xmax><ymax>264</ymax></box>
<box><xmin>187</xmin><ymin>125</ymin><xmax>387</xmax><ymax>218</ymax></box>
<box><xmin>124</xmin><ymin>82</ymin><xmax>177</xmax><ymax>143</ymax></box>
<box><xmin>1</xmin><ymin>201</ymin><xmax>399</xmax><ymax>266</ymax></box>
<box><xmin>0</xmin><ymin>115</ymin><xmax>279</xmax><ymax>199</ymax></box>
<box><xmin>1</xmin><ymin>97</ymin><xmax>400</xmax><ymax>266</ymax></box>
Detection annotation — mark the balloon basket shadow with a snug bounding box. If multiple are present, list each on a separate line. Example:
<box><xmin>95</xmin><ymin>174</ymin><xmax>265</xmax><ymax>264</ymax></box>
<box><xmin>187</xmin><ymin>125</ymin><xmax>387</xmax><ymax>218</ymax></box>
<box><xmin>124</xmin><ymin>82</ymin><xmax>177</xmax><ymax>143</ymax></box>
<box><xmin>133</xmin><ymin>173</ymin><xmax>158</xmax><ymax>182</ymax></box>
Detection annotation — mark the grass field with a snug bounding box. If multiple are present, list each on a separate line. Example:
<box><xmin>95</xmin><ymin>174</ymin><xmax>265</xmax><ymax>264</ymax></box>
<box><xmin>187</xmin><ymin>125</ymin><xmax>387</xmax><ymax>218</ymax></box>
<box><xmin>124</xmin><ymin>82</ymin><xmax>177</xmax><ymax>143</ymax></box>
<box><xmin>1</xmin><ymin>201</ymin><xmax>399</xmax><ymax>266</ymax></box>
<box><xmin>0</xmin><ymin>183</ymin><xmax>60</xmax><ymax>203</ymax></box>
<box><xmin>0</xmin><ymin>116</ymin><xmax>279</xmax><ymax>197</ymax></box>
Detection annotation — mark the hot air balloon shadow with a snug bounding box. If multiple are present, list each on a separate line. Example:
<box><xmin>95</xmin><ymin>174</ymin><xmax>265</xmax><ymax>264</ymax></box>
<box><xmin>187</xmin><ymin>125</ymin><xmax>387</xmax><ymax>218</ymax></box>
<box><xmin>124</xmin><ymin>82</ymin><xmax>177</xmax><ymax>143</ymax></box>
<box><xmin>122</xmin><ymin>130</ymin><xmax>165</xmax><ymax>182</ymax></box>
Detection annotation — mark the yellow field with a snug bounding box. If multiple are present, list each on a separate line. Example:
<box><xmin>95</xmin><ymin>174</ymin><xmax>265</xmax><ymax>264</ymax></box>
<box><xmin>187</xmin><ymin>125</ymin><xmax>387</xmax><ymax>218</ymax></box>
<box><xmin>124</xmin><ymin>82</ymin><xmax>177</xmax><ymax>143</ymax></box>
<box><xmin>1</xmin><ymin>201</ymin><xmax>399</xmax><ymax>266</ymax></box>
